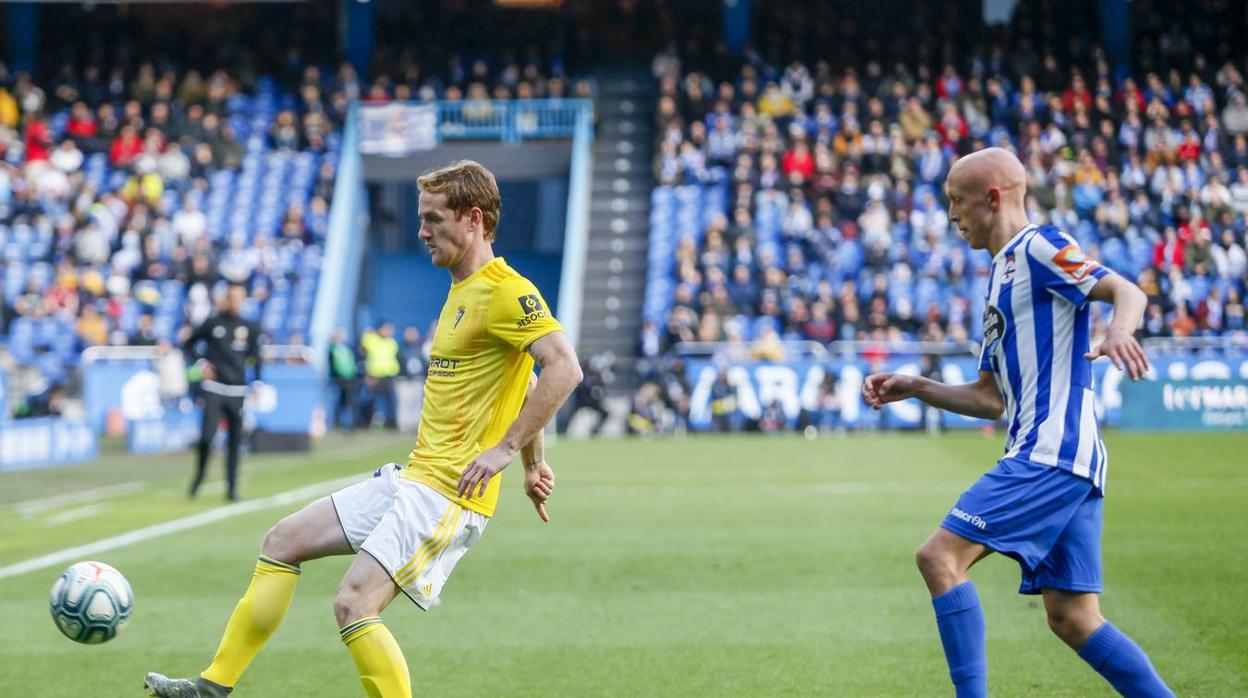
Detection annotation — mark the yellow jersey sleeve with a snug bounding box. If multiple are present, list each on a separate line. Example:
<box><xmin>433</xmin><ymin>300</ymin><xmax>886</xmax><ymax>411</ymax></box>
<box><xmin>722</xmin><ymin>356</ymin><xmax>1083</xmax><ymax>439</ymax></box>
<box><xmin>486</xmin><ymin>276</ymin><xmax>564</xmax><ymax>351</ymax></box>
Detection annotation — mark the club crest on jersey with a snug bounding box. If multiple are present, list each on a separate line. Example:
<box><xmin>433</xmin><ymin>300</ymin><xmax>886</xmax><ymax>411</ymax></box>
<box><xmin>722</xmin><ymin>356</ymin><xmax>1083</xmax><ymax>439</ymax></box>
<box><xmin>232</xmin><ymin>325</ymin><xmax>249</xmax><ymax>351</ymax></box>
<box><xmin>1001</xmin><ymin>255</ymin><xmax>1017</xmax><ymax>284</ymax></box>
<box><xmin>1053</xmin><ymin>244</ymin><xmax>1098</xmax><ymax>281</ymax></box>
<box><xmin>453</xmin><ymin>304</ymin><xmax>466</xmax><ymax>330</ymax></box>
<box><xmin>982</xmin><ymin>305</ymin><xmax>1006</xmax><ymax>354</ymax></box>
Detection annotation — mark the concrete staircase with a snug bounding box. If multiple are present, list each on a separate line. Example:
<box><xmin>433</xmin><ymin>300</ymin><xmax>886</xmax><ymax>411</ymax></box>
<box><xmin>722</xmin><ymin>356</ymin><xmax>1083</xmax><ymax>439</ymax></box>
<box><xmin>575</xmin><ymin>70</ymin><xmax>654</xmax><ymax>384</ymax></box>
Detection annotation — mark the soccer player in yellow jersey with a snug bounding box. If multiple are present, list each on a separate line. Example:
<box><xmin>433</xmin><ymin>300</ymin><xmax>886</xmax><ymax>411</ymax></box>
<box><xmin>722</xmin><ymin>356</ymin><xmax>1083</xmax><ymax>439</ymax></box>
<box><xmin>144</xmin><ymin>160</ymin><xmax>583</xmax><ymax>698</ymax></box>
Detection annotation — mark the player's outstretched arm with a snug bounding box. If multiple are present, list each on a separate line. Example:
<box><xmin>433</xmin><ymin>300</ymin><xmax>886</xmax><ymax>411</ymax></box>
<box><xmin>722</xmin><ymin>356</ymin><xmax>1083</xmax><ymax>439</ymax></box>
<box><xmin>520</xmin><ymin>374</ymin><xmax>555</xmax><ymax>522</ymax></box>
<box><xmin>1084</xmin><ymin>273</ymin><xmax>1151</xmax><ymax>381</ymax></box>
<box><xmin>457</xmin><ymin>331</ymin><xmax>582</xmax><ymax>500</ymax></box>
<box><xmin>863</xmin><ymin>370</ymin><xmax>1004</xmax><ymax>421</ymax></box>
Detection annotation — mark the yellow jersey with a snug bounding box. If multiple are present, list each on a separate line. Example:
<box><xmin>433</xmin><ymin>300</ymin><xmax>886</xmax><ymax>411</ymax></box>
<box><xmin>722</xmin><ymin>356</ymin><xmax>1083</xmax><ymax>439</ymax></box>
<box><xmin>401</xmin><ymin>257</ymin><xmax>563</xmax><ymax>516</ymax></box>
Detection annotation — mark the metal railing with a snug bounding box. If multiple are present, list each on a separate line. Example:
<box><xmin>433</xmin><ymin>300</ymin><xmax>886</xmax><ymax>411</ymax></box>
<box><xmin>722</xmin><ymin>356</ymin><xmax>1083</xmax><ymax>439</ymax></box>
<box><xmin>671</xmin><ymin>339</ymin><xmax>980</xmax><ymax>360</ymax></box>
<box><xmin>82</xmin><ymin>344</ymin><xmax>314</xmax><ymax>364</ymax></box>
<box><xmin>672</xmin><ymin>340</ymin><xmax>828</xmax><ymax>358</ymax></box>
<box><xmin>1140</xmin><ymin>335</ymin><xmax>1248</xmax><ymax>353</ymax></box>
<box><xmin>437</xmin><ymin>99</ymin><xmax>592</xmax><ymax>144</ymax></box>
<box><xmin>359</xmin><ymin>99</ymin><xmax>594</xmax><ymax>149</ymax></box>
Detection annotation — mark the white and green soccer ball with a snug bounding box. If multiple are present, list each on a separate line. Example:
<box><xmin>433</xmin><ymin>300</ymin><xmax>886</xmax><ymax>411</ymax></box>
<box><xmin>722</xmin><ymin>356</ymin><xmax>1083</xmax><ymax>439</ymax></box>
<box><xmin>49</xmin><ymin>561</ymin><xmax>134</xmax><ymax>644</ymax></box>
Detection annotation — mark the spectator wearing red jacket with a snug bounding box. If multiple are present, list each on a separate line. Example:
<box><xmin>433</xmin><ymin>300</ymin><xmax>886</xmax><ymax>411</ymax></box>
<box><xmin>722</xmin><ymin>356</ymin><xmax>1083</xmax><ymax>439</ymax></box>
<box><xmin>781</xmin><ymin>140</ymin><xmax>815</xmax><ymax>182</ymax></box>
<box><xmin>23</xmin><ymin>114</ymin><xmax>51</xmax><ymax>162</ymax></box>
<box><xmin>934</xmin><ymin>102</ymin><xmax>968</xmax><ymax>148</ymax></box>
<box><xmin>109</xmin><ymin>125</ymin><xmax>143</xmax><ymax>167</ymax></box>
<box><xmin>1153</xmin><ymin>227</ymin><xmax>1187</xmax><ymax>271</ymax></box>
<box><xmin>1062</xmin><ymin>73</ymin><xmax>1094</xmax><ymax>114</ymax></box>
<box><xmin>66</xmin><ymin>102</ymin><xmax>97</xmax><ymax>140</ymax></box>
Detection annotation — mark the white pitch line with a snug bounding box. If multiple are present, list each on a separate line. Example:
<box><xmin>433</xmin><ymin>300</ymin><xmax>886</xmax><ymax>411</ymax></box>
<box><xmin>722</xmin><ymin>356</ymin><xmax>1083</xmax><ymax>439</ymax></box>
<box><xmin>12</xmin><ymin>481</ymin><xmax>148</xmax><ymax>517</ymax></box>
<box><xmin>45</xmin><ymin>503</ymin><xmax>111</xmax><ymax>526</ymax></box>
<box><xmin>0</xmin><ymin>473</ymin><xmax>362</xmax><ymax>581</ymax></box>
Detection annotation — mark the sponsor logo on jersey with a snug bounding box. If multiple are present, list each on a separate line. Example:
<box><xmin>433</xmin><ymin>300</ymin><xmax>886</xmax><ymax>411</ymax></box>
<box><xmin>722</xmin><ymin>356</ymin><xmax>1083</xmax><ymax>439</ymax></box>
<box><xmin>517</xmin><ymin>295</ymin><xmax>545</xmax><ymax>314</ymax></box>
<box><xmin>427</xmin><ymin>355</ymin><xmax>462</xmax><ymax>377</ymax></box>
<box><xmin>515</xmin><ymin>294</ymin><xmax>550</xmax><ymax>328</ymax></box>
<box><xmin>1053</xmin><ymin>244</ymin><xmax>1099</xmax><ymax>282</ymax></box>
<box><xmin>231</xmin><ymin>325</ymin><xmax>250</xmax><ymax>351</ymax></box>
<box><xmin>982</xmin><ymin>304</ymin><xmax>1006</xmax><ymax>355</ymax></box>
<box><xmin>949</xmin><ymin>507</ymin><xmax>987</xmax><ymax>530</ymax></box>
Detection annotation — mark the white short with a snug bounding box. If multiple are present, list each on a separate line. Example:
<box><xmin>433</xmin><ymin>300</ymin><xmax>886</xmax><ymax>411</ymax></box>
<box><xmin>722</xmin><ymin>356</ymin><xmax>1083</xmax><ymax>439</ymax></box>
<box><xmin>330</xmin><ymin>463</ymin><xmax>487</xmax><ymax>610</ymax></box>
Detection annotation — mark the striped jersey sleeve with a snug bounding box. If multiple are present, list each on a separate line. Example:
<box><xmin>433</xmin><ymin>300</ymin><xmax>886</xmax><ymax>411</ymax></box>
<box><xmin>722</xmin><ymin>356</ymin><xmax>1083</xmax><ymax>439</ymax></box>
<box><xmin>1026</xmin><ymin>228</ymin><xmax>1110</xmax><ymax>308</ymax></box>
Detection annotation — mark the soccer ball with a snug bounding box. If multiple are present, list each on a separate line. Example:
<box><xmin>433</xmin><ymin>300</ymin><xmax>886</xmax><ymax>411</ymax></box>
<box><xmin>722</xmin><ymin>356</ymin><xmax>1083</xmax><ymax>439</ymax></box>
<box><xmin>49</xmin><ymin>561</ymin><xmax>134</xmax><ymax>644</ymax></box>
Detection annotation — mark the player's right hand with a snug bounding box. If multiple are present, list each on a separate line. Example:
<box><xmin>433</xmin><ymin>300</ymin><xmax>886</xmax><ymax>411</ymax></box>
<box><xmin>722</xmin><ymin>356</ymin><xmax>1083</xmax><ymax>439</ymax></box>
<box><xmin>201</xmin><ymin>362</ymin><xmax>216</xmax><ymax>381</ymax></box>
<box><xmin>523</xmin><ymin>461</ymin><xmax>555</xmax><ymax>523</ymax></box>
<box><xmin>862</xmin><ymin>373</ymin><xmax>921</xmax><ymax>409</ymax></box>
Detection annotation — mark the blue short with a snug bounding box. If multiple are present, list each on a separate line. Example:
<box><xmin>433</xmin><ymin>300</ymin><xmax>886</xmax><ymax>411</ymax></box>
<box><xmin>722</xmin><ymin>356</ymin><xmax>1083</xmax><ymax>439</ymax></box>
<box><xmin>940</xmin><ymin>457</ymin><xmax>1103</xmax><ymax>595</ymax></box>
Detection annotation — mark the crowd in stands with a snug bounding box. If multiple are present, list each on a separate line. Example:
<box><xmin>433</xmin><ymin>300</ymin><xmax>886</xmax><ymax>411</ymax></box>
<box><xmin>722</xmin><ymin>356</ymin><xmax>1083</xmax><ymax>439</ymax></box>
<box><xmin>0</xmin><ymin>59</ymin><xmax>341</xmax><ymax>417</ymax></box>
<box><xmin>645</xmin><ymin>25</ymin><xmax>1248</xmax><ymax>355</ymax></box>
<box><xmin>0</xmin><ymin>26</ymin><xmax>586</xmax><ymax>419</ymax></box>
<box><xmin>634</xmin><ymin>1</ymin><xmax>1248</xmax><ymax>434</ymax></box>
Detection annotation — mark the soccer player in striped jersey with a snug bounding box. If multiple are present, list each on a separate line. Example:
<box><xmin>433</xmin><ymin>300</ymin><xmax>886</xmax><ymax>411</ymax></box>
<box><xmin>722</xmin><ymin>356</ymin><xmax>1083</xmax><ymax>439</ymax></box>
<box><xmin>144</xmin><ymin>161</ymin><xmax>582</xmax><ymax>698</ymax></box>
<box><xmin>863</xmin><ymin>148</ymin><xmax>1174</xmax><ymax>697</ymax></box>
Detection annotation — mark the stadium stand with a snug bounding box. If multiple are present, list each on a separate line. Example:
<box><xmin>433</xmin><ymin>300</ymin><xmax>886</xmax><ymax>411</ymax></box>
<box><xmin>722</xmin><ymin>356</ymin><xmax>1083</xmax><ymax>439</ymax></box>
<box><xmin>0</xmin><ymin>65</ymin><xmax>335</xmax><ymax>416</ymax></box>
<box><xmin>633</xmin><ymin>0</ymin><xmax>1248</xmax><ymax>432</ymax></box>
<box><xmin>643</xmin><ymin>7</ymin><xmax>1248</xmax><ymax>353</ymax></box>
<box><xmin>0</xmin><ymin>10</ymin><xmax>589</xmax><ymax>420</ymax></box>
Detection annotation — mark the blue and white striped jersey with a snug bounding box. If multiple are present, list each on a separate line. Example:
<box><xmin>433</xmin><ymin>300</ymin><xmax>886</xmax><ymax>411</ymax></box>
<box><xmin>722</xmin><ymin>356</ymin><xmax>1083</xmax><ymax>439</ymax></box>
<box><xmin>979</xmin><ymin>224</ymin><xmax>1112</xmax><ymax>490</ymax></box>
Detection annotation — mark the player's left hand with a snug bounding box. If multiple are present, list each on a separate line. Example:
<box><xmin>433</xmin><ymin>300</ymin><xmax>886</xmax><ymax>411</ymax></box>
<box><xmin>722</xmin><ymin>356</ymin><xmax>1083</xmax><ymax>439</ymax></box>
<box><xmin>457</xmin><ymin>446</ymin><xmax>515</xmax><ymax>499</ymax></box>
<box><xmin>523</xmin><ymin>461</ymin><xmax>555</xmax><ymax>522</ymax></box>
<box><xmin>1085</xmin><ymin>329</ymin><xmax>1151</xmax><ymax>380</ymax></box>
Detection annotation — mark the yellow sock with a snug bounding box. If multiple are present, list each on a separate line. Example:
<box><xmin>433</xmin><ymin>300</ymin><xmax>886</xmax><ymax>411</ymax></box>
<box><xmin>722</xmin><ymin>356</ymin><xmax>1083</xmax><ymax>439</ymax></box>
<box><xmin>341</xmin><ymin>617</ymin><xmax>411</xmax><ymax>698</ymax></box>
<box><xmin>200</xmin><ymin>555</ymin><xmax>300</xmax><ymax>687</ymax></box>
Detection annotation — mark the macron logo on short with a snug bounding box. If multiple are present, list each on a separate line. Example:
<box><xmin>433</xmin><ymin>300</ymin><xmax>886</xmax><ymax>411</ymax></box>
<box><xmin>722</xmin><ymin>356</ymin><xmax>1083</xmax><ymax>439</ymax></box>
<box><xmin>950</xmin><ymin>507</ymin><xmax>987</xmax><ymax>530</ymax></box>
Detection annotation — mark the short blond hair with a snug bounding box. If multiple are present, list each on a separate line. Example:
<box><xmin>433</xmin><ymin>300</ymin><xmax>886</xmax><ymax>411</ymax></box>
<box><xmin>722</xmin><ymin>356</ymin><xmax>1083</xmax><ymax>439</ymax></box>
<box><xmin>416</xmin><ymin>160</ymin><xmax>501</xmax><ymax>241</ymax></box>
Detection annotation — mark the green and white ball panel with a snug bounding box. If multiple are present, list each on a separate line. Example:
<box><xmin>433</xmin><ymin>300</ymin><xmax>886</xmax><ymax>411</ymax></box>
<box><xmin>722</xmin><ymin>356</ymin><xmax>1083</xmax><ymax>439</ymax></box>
<box><xmin>49</xmin><ymin>561</ymin><xmax>134</xmax><ymax>645</ymax></box>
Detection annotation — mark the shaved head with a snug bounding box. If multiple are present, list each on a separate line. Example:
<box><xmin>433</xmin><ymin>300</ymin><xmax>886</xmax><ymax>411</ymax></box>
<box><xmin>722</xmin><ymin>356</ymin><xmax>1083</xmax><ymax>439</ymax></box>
<box><xmin>945</xmin><ymin>147</ymin><xmax>1031</xmax><ymax>253</ymax></box>
<box><xmin>948</xmin><ymin>147</ymin><xmax>1027</xmax><ymax>203</ymax></box>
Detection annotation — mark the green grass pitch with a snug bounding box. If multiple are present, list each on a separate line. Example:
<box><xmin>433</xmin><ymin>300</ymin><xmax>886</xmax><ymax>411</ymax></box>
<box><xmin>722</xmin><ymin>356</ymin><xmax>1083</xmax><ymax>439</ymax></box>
<box><xmin>1</xmin><ymin>430</ymin><xmax>1245</xmax><ymax>696</ymax></box>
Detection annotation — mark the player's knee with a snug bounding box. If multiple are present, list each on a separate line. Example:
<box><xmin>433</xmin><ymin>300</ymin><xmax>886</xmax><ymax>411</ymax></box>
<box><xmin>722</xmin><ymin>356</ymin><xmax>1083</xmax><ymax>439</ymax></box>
<box><xmin>260</xmin><ymin>518</ymin><xmax>300</xmax><ymax>564</ymax></box>
<box><xmin>332</xmin><ymin>582</ymin><xmax>374</xmax><ymax>627</ymax></box>
<box><xmin>915</xmin><ymin>542</ymin><xmax>953</xmax><ymax>581</ymax></box>
<box><xmin>1046</xmin><ymin>609</ymin><xmax>1078</xmax><ymax>643</ymax></box>
<box><xmin>1047</xmin><ymin>607</ymin><xmax>1102</xmax><ymax>646</ymax></box>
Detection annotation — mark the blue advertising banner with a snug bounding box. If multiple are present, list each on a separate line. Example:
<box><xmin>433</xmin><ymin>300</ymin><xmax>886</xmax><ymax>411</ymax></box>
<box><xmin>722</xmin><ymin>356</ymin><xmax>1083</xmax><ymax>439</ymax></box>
<box><xmin>0</xmin><ymin>418</ymin><xmax>97</xmax><ymax>471</ymax></box>
<box><xmin>1121</xmin><ymin>377</ymin><xmax>1248</xmax><ymax>431</ymax></box>
<box><xmin>683</xmin><ymin>356</ymin><xmax>1136</xmax><ymax>431</ymax></box>
<box><xmin>83</xmin><ymin>360</ymin><xmax>154</xmax><ymax>431</ymax></box>
<box><xmin>84</xmin><ymin>361</ymin><xmax>323</xmax><ymax>446</ymax></box>
<box><xmin>251</xmin><ymin>364</ymin><xmax>321</xmax><ymax>434</ymax></box>
<box><xmin>684</xmin><ymin>351</ymin><xmax>1248</xmax><ymax>432</ymax></box>
<box><xmin>129</xmin><ymin>408</ymin><xmax>203</xmax><ymax>455</ymax></box>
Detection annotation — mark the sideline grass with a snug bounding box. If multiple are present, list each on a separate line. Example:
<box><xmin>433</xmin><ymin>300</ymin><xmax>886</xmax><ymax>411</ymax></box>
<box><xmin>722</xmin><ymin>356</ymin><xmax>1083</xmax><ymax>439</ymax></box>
<box><xmin>1</xmin><ymin>431</ymin><xmax>1245</xmax><ymax>696</ymax></box>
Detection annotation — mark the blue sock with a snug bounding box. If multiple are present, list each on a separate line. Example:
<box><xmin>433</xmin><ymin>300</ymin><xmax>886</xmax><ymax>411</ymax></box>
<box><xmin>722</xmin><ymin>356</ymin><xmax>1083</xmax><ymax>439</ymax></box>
<box><xmin>1077</xmin><ymin>622</ymin><xmax>1174</xmax><ymax>697</ymax></box>
<box><xmin>931</xmin><ymin>581</ymin><xmax>988</xmax><ymax>698</ymax></box>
